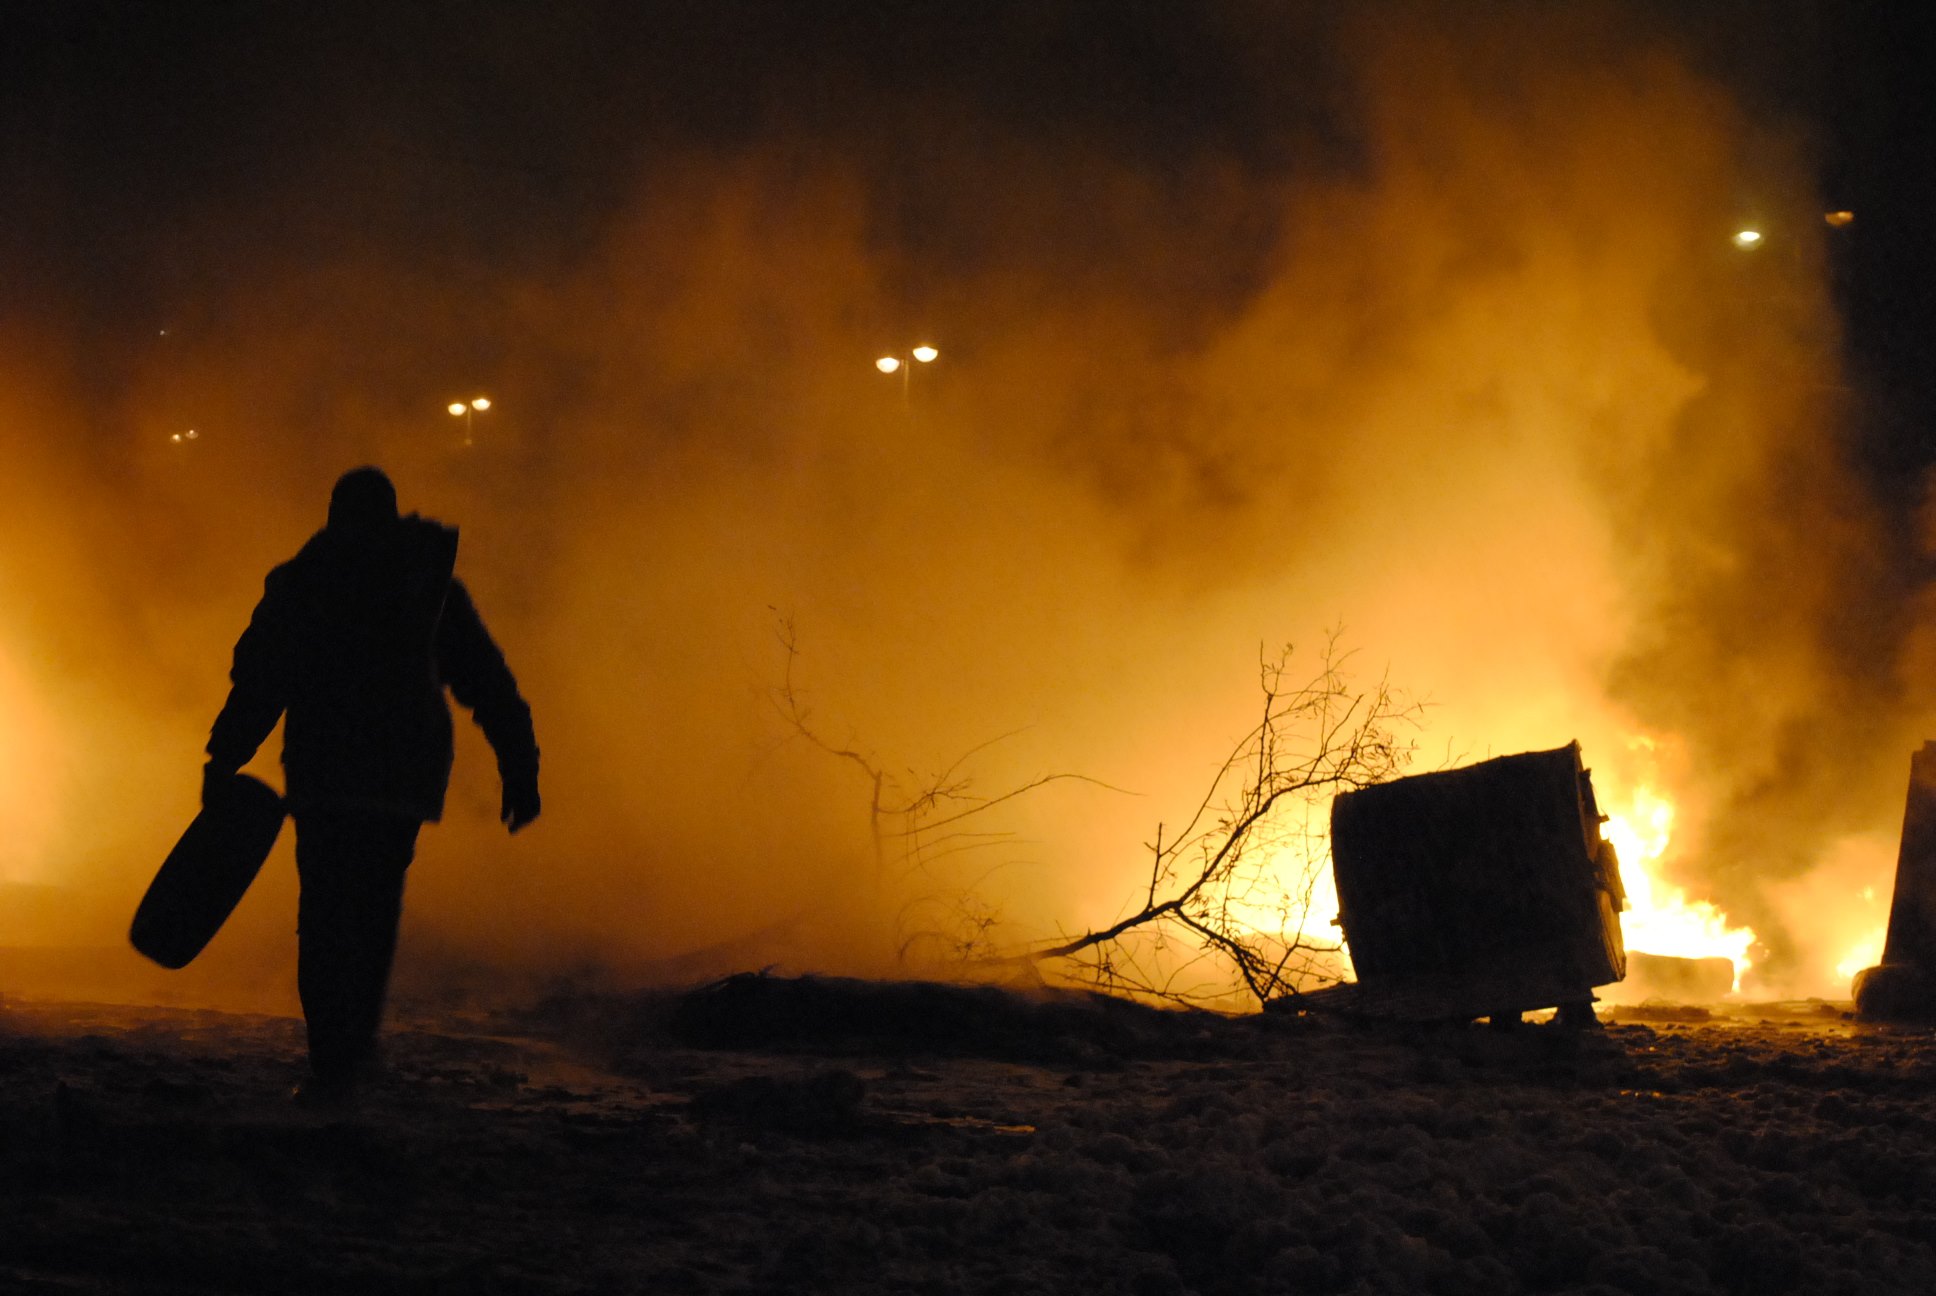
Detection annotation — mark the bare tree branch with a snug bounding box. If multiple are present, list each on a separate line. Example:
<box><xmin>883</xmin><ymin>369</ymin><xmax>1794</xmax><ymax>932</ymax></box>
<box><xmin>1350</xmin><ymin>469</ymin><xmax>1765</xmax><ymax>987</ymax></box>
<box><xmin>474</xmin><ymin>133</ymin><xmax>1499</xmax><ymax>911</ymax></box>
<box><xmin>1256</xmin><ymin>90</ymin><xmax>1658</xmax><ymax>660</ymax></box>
<box><xmin>768</xmin><ymin>611</ymin><xmax>1127</xmax><ymax>949</ymax></box>
<box><xmin>770</xmin><ymin>614</ymin><xmax>1419</xmax><ymax>1010</ymax></box>
<box><xmin>1025</xmin><ymin>631</ymin><xmax>1421</xmax><ymax>1009</ymax></box>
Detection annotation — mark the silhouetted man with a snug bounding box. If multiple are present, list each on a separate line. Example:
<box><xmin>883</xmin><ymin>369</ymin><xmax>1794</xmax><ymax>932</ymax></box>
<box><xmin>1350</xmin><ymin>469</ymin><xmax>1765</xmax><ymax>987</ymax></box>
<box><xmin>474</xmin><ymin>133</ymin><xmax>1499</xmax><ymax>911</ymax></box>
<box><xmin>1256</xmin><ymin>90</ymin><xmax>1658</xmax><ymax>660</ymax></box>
<box><xmin>204</xmin><ymin>467</ymin><xmax>539</xmax><ymax>1101</ymax></box>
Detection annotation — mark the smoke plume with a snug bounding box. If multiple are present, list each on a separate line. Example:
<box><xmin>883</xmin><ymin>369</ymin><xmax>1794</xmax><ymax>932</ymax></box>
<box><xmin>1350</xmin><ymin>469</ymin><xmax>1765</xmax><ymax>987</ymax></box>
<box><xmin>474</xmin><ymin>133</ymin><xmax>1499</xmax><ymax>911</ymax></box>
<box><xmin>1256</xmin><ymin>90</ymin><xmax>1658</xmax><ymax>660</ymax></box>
<box><xmin>0</xmin><ymin>1</ymin><xmax>1904</xmax><ymax>1003</ymax></box>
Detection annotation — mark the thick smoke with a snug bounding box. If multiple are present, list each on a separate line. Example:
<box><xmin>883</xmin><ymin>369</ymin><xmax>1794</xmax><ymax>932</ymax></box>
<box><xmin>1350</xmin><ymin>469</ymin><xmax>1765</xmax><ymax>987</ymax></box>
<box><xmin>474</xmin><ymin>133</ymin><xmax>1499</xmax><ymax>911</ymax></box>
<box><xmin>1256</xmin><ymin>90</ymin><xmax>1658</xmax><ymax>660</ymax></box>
<box><xmin>0</xmin><ymin>2</ymin><xmax>1900</xmax><ymax>1004</ymax></box>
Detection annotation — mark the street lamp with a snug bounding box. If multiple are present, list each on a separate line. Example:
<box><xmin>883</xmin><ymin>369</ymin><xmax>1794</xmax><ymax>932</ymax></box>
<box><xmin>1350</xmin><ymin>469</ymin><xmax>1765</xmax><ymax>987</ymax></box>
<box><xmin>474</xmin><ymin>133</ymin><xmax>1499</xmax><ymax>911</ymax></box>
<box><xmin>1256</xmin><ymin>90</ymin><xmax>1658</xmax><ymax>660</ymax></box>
<box><xmin>875</xmin><ymin>345</ymin><xmax>938</xmax><ymax>408</ymax></box>
<box><xmin>447</xmin><ymin>395</ymin><xmax>491</xmax><ymax>446</ymax></box>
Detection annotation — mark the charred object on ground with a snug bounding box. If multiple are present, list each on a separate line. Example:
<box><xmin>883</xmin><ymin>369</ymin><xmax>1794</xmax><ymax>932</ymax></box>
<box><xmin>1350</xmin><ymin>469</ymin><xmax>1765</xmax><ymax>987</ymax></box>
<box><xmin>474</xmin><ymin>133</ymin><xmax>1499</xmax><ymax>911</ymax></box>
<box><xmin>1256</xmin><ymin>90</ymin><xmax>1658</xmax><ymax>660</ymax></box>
<box><xmin>1622</xmin><ymin>951</ymin><xmax>1736</xmax><ymax>1003</ymax></box>
<box><xmin>665</xmin><ymin>971</ymin><xmax>1270</xmax><ymax>1063</ymax></box>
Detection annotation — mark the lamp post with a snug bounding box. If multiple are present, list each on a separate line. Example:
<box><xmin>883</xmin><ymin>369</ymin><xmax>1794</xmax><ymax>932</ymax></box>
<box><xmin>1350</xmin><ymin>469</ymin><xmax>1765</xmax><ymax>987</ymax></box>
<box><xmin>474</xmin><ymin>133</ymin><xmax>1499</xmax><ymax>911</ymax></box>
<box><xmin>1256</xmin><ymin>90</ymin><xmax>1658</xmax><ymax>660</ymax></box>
<box><xmin>875</xmin><ymin>344</ymin><xmax>938</xmax><ymax>409</ymax></box>
<box><xmin>447</xmin><ymin>395</ymin><xmax>491</xmax><ymax>446</ymax></box>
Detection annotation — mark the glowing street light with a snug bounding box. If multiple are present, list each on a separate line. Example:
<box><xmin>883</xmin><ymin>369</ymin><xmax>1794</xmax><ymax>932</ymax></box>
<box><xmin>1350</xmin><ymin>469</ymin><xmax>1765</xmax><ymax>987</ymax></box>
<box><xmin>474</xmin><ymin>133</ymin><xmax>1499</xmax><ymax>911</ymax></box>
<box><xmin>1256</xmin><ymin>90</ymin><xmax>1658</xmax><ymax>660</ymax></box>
<box><xmin>1825</xmin><ymin>210</ymin><xmax>1855</xmax><ymax>228</ymax></box>
<box><xmin>448</xmin><ymin>395</ymin><xmax>491</xmax><ymax>446</ymax></box>
<box><xmin>875</xmin><ymin>345</ymin><xmax>938</xmax><ymax>408</ymax></box>
<box><xmin>1732</xmin><ymin>228</ymin><xmax>1763</xmax><ymax>248</ymax></box>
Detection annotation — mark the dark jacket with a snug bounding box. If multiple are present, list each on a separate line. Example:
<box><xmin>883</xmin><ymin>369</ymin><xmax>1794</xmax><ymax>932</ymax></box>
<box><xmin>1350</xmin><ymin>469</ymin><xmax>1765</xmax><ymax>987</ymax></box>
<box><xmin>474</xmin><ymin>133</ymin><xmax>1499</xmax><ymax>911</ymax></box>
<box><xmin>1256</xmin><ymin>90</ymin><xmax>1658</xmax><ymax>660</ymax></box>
<box><xmin>206</xmin><ymin>514</ymin><xmax>537</xmax><ymax>821</ymax></box>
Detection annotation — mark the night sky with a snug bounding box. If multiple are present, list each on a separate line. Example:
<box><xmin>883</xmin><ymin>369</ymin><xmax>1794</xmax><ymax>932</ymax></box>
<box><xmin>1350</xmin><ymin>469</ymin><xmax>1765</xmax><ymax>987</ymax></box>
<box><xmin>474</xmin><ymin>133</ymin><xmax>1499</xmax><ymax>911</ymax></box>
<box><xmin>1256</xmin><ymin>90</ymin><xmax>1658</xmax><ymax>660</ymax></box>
<box><xmin>4</xmin><ymin>3</ymin><xmax>1324</xmax><ymax>398</ymax></box>
<box><xmin>3</xmin><ymin>3</ymin><xmax>1932</xmax><ymax>466</ymax></box>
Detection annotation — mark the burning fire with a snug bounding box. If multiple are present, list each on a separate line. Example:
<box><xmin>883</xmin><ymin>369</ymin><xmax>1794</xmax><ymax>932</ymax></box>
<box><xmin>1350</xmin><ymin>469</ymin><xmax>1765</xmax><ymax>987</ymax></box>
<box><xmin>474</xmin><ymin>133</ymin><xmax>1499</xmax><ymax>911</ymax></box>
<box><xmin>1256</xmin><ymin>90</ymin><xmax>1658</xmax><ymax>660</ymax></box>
<box><xmin>1601</xmin><ymin>781</ymin><xmax>1756</xmax><ymax>992</ymax></box>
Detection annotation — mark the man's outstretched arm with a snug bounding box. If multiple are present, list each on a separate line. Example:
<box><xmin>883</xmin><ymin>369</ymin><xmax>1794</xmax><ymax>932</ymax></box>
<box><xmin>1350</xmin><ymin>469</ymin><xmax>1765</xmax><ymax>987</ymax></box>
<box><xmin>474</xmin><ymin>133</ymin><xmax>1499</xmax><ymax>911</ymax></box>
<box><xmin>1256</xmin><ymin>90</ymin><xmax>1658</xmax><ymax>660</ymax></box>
<box><xmin>437</xmin><ymin>579</ymin><xmax>540</xmax><ymax>832</ymax></box>
<box><xmin>204</xmin><ymin>574</ymin><xmax>293</xmax><ymax>798</ymax></box>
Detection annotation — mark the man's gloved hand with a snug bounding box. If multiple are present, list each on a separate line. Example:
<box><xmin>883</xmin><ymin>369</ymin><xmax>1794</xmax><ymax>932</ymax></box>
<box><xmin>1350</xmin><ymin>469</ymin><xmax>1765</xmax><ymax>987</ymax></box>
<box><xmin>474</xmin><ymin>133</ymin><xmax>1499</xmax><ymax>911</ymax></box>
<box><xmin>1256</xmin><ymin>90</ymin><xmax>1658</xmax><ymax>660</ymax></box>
<box><xmin>201</xmin><ymin>761</ymin><xmax>239</xmax><ymax>811</ymax></box>
<box><xmin>501</xmin><ymin>774</ymin><xmax>540</xmax><ymax>834</ymax></box>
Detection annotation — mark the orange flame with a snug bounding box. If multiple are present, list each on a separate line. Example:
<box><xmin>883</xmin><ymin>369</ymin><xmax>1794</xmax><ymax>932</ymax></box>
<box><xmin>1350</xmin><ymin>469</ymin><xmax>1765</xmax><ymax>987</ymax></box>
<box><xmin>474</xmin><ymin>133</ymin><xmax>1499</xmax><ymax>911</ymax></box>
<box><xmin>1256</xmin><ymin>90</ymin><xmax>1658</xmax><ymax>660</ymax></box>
<box><xmin>1601</xmin><ymin>778</ymin><xmax>1756</xmax><ymax>991</ymax></box>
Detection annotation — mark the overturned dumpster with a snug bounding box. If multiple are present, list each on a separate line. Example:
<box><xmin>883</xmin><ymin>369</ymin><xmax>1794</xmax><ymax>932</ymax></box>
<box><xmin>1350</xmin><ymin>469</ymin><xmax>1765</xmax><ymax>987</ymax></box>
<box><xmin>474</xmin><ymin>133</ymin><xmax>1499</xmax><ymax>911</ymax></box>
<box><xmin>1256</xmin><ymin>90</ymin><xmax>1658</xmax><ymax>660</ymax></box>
<box><xmin>1300</xmin><ymin>742</ymin><xmax>1627</xmax><ymax>1022</ymax></box>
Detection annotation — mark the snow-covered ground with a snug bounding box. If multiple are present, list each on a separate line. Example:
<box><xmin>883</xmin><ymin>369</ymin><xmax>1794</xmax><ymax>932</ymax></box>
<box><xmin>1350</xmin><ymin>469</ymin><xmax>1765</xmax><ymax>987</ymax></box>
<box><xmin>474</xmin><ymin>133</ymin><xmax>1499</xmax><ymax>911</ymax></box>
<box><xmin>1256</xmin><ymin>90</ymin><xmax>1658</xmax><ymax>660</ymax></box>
<box><xmin>2</xmin><ymin>982</ymin><xmax>1933</xmax><ymax>1294</ymax></box>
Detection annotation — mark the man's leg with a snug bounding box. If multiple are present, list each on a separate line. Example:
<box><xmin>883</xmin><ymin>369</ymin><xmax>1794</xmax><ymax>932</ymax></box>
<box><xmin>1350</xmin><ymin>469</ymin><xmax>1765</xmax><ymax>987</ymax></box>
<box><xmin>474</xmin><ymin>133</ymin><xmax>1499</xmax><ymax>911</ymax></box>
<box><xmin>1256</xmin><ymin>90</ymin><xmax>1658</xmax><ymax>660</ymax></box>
<box><xmin>294</xmin><ymin>810</ymin><xmax>422</xmax><ymax>1089</ymax></box>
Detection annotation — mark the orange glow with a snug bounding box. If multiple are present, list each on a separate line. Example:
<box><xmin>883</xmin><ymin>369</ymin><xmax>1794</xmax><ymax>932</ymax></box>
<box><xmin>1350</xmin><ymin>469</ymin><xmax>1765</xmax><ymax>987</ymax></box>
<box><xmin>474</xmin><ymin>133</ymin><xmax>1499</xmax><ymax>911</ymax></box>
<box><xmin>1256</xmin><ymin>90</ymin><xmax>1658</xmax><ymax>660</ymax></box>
<box><xmin>0</xmin><ymin>6</ymin><xmax>1896</xmax><ymax>1012</ymax></box>
<box><xmin>1824</xmin><ymin>210</ymin><xmax>1854</xmax><ymax>227</ymax></box>
<box><xmin>1601</xmin><ymin>774</ymin><xmax>1756</xmax><ymax>991</ymax></box>
<box><xmin>1834</xmin><ymin>929</ymin><xmax>1884</xmax><ymax>983</ymax></box>
<box><xmin>1731</xmin><ymin>228</ymin><xmax>1762</xmax><ymax>247</ymax></box>
<box><xmin>1223</xmin><ymin>852</ymin><xmax>1345</xmax><ymax>945</ymax></box>
<box><xmin>0</xmin><ymin>641</ymin><xmax>60</xmax><ymax>890</ymax></box>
